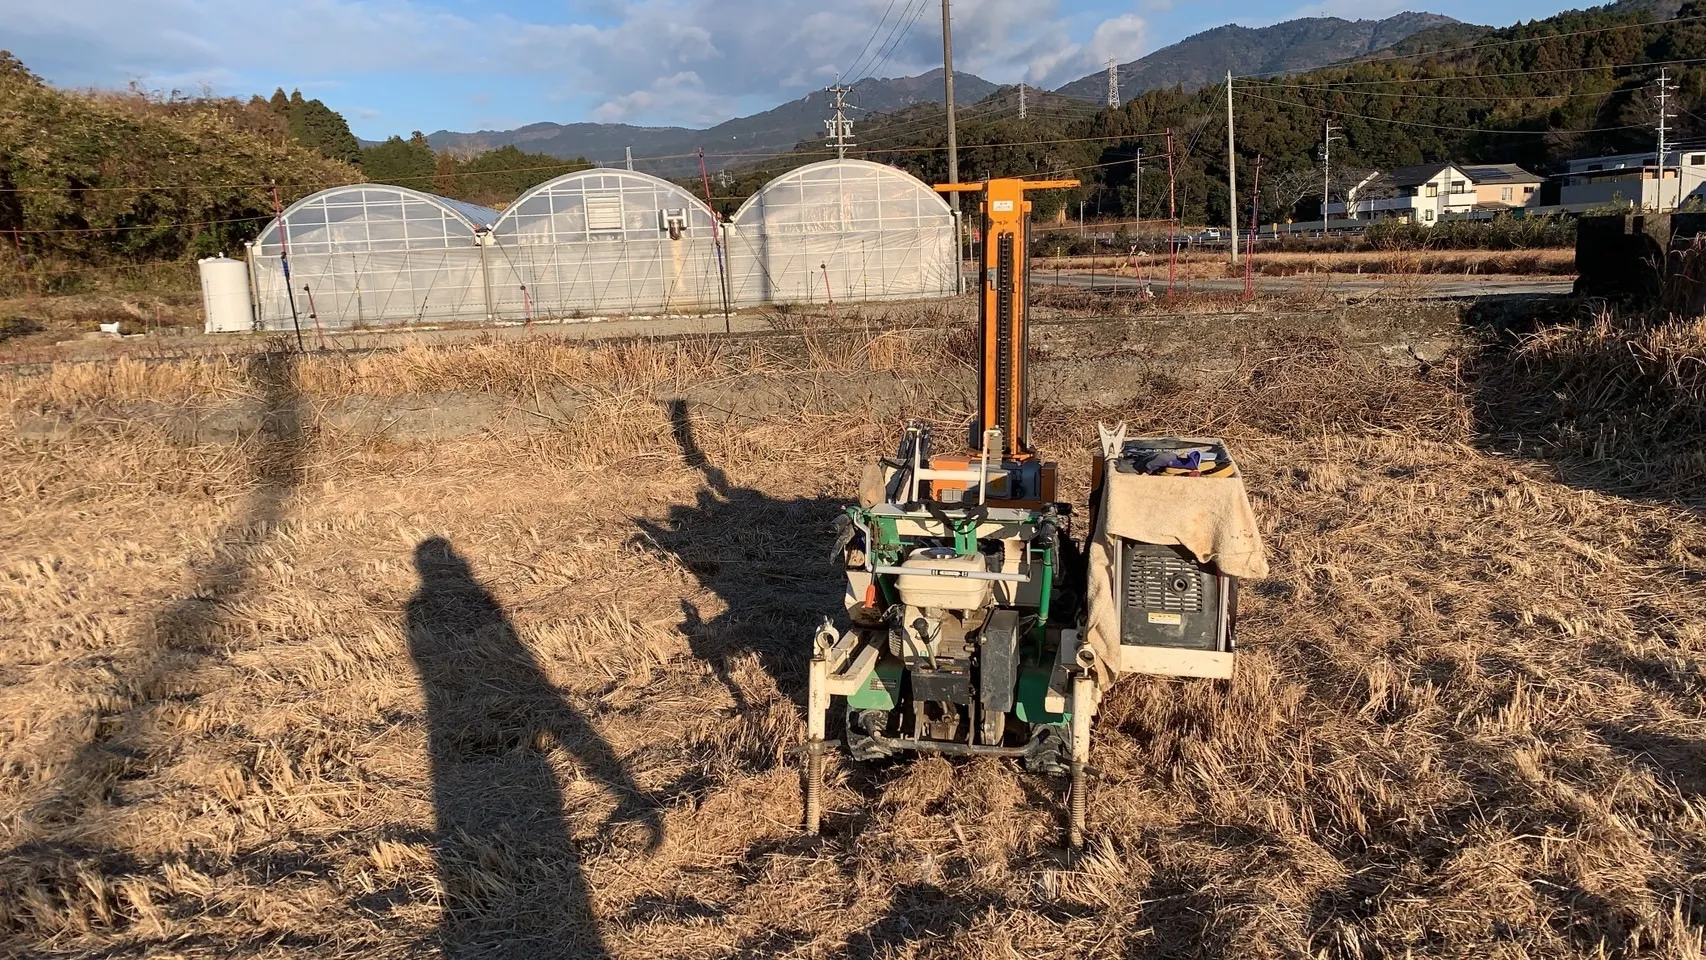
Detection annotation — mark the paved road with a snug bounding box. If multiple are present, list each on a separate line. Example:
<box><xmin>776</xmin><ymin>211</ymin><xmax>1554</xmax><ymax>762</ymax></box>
<box><xmin>1043</xmin><ymin>272</ymin><xmax>1574</xmax><ymax>299</ymax></box>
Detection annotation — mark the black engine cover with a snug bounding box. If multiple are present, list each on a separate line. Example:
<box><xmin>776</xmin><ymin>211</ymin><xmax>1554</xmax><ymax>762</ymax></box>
<box><xmin>1118</xmin><ymin>542</ymin><xmax>1235</xmax><ymax>652</ymax></box>
<box><xmin>909</xmin><ymin>660</ymin><xmax>972</xmax><ymax>704</ymax></box>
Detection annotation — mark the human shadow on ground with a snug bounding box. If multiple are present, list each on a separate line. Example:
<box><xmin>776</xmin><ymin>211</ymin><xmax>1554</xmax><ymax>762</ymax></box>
<box><xmin>404</xmin><ymin>536</ymin><xmax>662</xmax><ymax>959</ymax></box>
<box><xmin>30</xmin><ymin>346</ymin><xmax>310</xmax><ymax>825</ymax></box>
<box><xmin>0</xmin><ymin>346</ymin><xmax>314</xmax><ymax>952</ymax></box>
<box><xmin>631</xmin><ymin>399</ymin><xmax>846</xmax><ymax>713</ymax></box>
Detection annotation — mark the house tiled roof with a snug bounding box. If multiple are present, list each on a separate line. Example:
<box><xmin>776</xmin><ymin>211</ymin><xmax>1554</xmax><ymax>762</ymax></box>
<box><xmin>1461</xmin><ymin>163</ymin><xmax>1542</xmax><ymax>184</ymax></box>
<box><xmin>1387</xmin><ymin>162</ymin><xmax>1456</xmax><ymax>188</ymax></box>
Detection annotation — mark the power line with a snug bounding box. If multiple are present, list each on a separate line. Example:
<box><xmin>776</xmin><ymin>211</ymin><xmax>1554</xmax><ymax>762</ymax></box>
<box><xmin>850</xmin><ymin>0</ymin><xmax>930</xmax><ymax>84</ymax></box>
<box><xmin>1241</xmin><ymin>55</ymin><xmax>1706</xmax><ymax>88</ymax></box>
<box><xmin>850</xmin><ymin>98</ymin><xmax>1016</xmax><ymax>147</ymax></box>
<box><xmin>7</xmin><ymin>214</ymin><xmax>275</xmax><ymax>235</ymax></box>
<box><xmin>842</xmin><ymin>0</ymin><xmax>905</xmax><ymax>81</ymax></box>
<box><xmin>1244</xmin><ymin>79</ymin><xmax>1649</xmax><ymax>102</ymax></box>
<box><xmin>2</xmin><ymin>131</ymin><xmax>1180</xmax><ymax>218</ymax></box>
<box><xmin>1235</xmin><ymin>88</ymin><xmax>1644</xmax><ymax>135</ymax></box>
<box><xmin>863</xmin><ymin>129</ymin><xmax>1172</xmax><ymax>153</ymax></box>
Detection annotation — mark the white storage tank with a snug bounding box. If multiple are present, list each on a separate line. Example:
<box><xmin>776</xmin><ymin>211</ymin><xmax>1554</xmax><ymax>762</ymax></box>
<box><xmin>199</xmin><ymin>255</ymin><xmax>253</xmax><ymax>333</ymax></box>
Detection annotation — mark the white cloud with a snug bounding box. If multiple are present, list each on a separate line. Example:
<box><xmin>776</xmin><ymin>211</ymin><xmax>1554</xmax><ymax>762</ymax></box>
<box><xmin>591</xmin><ymin>71</ymin><xmax>733</xmax><ymax>125</ymax></box>
<box><xmin>0</xmin><ymin>0</ymin><xmax>1155</xmax><ymax>125</ymax></box>
<box><xmin>1085</xmin><ymin>14</ymin><xmax>1149</xmax><ymax>67</ymax></box>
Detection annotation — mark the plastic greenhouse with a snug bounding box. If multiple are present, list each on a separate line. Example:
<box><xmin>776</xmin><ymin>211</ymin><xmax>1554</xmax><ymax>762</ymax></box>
<box><xmin>231</xmin><ymin>163</ymin><xmax>960</xmax><ymax>332</ymax></box>
<box><xmin>487</xmin><ymin>169</ymin><xmax>724</xmax><ymax>318</ymax></box>
<box><xmin>249</xmin><ymin>185</ymin><xmax>498</xmax><ymax>330</ymax></box>
<box><xmin>727</xmin><ymin>160</ymin><xmax>958</xmax><ymax>306</ymax></box>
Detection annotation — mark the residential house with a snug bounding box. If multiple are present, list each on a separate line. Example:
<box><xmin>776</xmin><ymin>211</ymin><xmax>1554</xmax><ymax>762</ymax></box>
<box><xmin>1327</xmin><ymin>162</ymin><xmax>1479</xmax><ymax>225</ymax></box>
<box><xmin>1460</xmin><ymin>164</ymin><xmax>1542</xmax><ymax>208</ymax></box>
<box><xmin>1560</xmin><ymin>150</ymin><xmax>1706</xmax><ymax>210</ymax></box>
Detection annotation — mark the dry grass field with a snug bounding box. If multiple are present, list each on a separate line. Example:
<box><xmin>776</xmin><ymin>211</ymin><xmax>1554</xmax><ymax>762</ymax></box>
<box><xmin>1</xmin><ymin>306</ymin><xmax>1703</xmax><ymax>959</ymax></box>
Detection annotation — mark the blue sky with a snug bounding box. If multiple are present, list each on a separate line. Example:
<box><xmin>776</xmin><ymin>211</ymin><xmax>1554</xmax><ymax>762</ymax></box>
<box><xmin>4</xmin><ymin>0</ymin><xmax>1584</xmax><ymax>138</ymax></box>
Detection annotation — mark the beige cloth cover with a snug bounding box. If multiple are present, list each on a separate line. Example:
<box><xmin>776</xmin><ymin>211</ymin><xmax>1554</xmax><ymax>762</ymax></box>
<box><xmin>1084</xmin><ymin>442</ymin><xmax>1269</xmax><ymax>682</ymax></box>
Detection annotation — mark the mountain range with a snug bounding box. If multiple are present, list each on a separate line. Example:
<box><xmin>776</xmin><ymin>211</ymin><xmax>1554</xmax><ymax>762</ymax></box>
<box><xmin>427</xmin><ymin>69</ymin><xmax>996</xmax><ymax>175</ymax></box>
<box><xmin>1053</xmin><ymin>12</ymin><xmax>1461</xmax><ymax>102</ymax></box>
<box><xmin>423</xmin><ymin>12</ymin><xmax>1461</xmax><ymax>175</ymax></box>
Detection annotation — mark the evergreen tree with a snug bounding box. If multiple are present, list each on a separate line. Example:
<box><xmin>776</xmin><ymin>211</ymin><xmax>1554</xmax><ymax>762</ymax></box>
<box><xmin>360</xmin><ymin>134</ymin><xmax>436</xmax><ymax>187</ymax></box>
<box><xmin>279</xmin><ymin>91</ymin><xmax>362</xmax><ymax>165</ymax></box>
<box><xmin>432</xmin><ymin>151</ymin><xmax>460</xmax><ymax>197</ymax></box>
<box><xmin>450</xmin><ymin>145</ymin><xmax>591</xmax><ymax>207</ymax></box>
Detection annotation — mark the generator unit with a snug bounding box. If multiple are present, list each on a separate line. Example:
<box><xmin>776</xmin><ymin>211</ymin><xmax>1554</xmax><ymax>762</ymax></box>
<box><xmin>799</xmin><ymin>181</ymin><xmax>1269</xmax><ymax>848</ymax></box>
<box><xmin>1093</xmin><ymin>435</ymin><xmax>1250</xmax><ymax>681</ymax></box>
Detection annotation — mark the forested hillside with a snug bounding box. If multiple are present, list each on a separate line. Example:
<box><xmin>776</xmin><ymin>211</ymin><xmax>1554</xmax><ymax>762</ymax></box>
<box><xmin>0</xmin><ymin>54</ymin><xmax>592</xmax><ymax>292</ymax></box>
<box><xmin>5</xmin><ymin>0</ymin><xmax>1703</xmax><ymax>293</ymax></box>
<box><xmin>0</xmin><ymin>55</ymin><xmax>359</xmax><ymax>277</ymax></box>
<box><xmin>839</xmin><ymin>1</ymin><xmax>1706</xmax><ymax>226</ymax></box>
<box><xmin>358</xmin><ymin>135</ymin><xmax>591</xmax><ymax>208</ymax></box>
<box><xmin>1054</xmin><ymin>13</ymin><xmax>1463</xmax><ymax>101</ymax></box>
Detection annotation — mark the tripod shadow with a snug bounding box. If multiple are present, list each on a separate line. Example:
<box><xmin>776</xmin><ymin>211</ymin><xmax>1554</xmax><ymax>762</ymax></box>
<box><xmin>404</xmin><ymin>536</ymin><xmax>662</xmax><ymax>958</ymax></box>
<box><xmin>632</xmin><ymin>400</ymin><xmax>846</xmax><ymax>713</ymax></box>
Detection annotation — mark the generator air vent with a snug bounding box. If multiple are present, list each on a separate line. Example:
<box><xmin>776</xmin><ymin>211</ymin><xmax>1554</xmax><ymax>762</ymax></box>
<box><xmin>1124</xmin><ymin>549</ymin><xmax>1203</xmax><ymax>613</ymax></box>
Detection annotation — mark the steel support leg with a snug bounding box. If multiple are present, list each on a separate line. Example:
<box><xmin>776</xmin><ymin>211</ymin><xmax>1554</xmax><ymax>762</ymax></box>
<box><xmin>1068</xmin><ymin>671</ymin><xmax>1095</xmax><ymax>848</ymax></box>
<box><xmin>805</xmin><ymin>650</ymin><xmax>829</xmax><ymax>835</ymax></box>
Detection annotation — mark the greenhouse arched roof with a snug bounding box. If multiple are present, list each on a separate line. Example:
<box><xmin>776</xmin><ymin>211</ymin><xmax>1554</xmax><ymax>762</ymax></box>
<box><xmin>489</xmin><ymin>168</ymin><xmax>716</xmax><ymax>244</ymax></box>
<box><xmin>731</xmin><ymin>159</ymin><xmax>950</xmax><ymax>231</ymax></box>
<box><xmin>252</xmin><ymin>184</ymin><xmax>500</xmax><ymax>256</ymax></box>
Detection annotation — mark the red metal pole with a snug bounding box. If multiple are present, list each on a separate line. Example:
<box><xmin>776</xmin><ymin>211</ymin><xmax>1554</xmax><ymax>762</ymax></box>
<box><xmin>521</xmin><ymin>284</ymin><xmax>533</xmax><ymax>330</ymax></box>
<box><xmin>1245</xmin><ymin>155</ymin><xmax>1262</xmax><ymax>301</ymax></box>
<box><xmin>301</xmin><ymin>283</ymin><xmax>327</xmax><ymax>349</ymax></box>
<box><xmin>697</xmin><ymin>147</ymin><xmax>731</xmax><ymax>332</ymax></box>
<box><xmin>1165</xmin><ymin>128</ymin><xmax>1176</xmax><ymax>298</ymax></box>
<box><xmin>821</xmin><ymin>262</ymin><xmax>836</xmax><ymax>322</ymax></box>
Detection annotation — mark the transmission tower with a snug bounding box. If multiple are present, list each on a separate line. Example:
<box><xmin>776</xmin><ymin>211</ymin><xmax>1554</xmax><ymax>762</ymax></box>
<box><xmin>825</xmin><ymin>78</ymin><xmax>856</xmax><ymax>160</ymax></box>
<box><xmin>1655</xmin><ymin>67</ymin><xmax>1678</xmax><ymax>210</ymax></box>
<box><xmin>1019</xmin><ymin>82</ymin><xmax>1027</xmax><ymax>120</ymax></box>
<box><xmin>1106</xmin><ymin>59</ymin><xmax>1120</xmax><ymax>108</ymax></box>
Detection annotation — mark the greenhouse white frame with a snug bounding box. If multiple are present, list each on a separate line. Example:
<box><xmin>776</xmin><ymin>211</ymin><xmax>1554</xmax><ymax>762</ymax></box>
<box><xmin>726</xmin><ymin>159</ymin><xmax>958</xmax><ymax>306</ymax></box>
<box><xmin>249</xmin><ymin>185</ymin><xmax>498</xmax><ymax>329</ymax></box>
<box><xmin>241</xmin><ymin>162</ymin><xmax>960</xmax><ymax>332</ymax></box>
<box><xmin>487</xmin><ymin>169</ymin><xmax>724</xmax><ymax>318</ymax></box>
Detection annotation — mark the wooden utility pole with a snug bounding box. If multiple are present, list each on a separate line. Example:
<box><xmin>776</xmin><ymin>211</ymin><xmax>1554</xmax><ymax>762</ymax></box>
<box><xmin>942</xmin><ymin>0</ymin><xmax>963</xmax><ymax>292</ymax></box>
<box><xmin>1322</xmin><ymin>121</ymin><xmax>1341</xmax><ymax>232</ymax></box>
<box><xmin>1226</xmin><ymin>72</ymin><xmax>1239</xmax><ymax>265</ymax></box>
<box><xmin>941</xmin><ymin>0</ymin><xmax>959</xmax><ymax>207</ymax></box>
<box><xmin>825</xmin><ymin>79</ymin><xmax>856</xmax><ymax>160</ymax></box>
<box><xmin>1166</xmin><ymin>128</ymin><xmax>1176</xmax><ymax>297</ymax></box>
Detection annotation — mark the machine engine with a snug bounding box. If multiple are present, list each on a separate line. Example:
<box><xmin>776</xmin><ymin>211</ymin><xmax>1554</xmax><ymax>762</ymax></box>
<box><xmin>798</xmin><ymin>179</ymin><xmax>1269</xmax><ymax>848</ymax></box>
